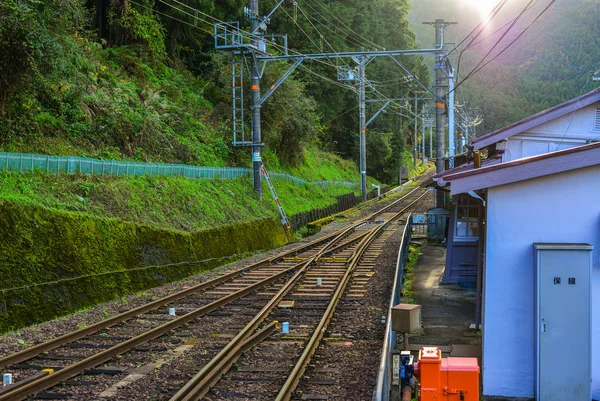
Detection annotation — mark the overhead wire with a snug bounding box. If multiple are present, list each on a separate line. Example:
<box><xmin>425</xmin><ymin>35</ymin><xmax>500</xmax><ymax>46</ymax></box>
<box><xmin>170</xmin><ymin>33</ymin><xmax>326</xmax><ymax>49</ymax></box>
<box><xmin>293</xmin><ymin>2</ymin><xmax>355</xmax><ymax>72</ymax></box>
<box><xmin>447</xmin><ymin>0</ymin><xmax>509</xmax><ymax>58</ymax></box>
<box><xmin>311</xmin><ymin>0</ymin><xmax>382</xmax><ymax>50</ymax></box>
<box><xmin>139</xmin><ymin>0</ymin><xmax>435</xmax><ymax>131</ymax></box>
<box><xmin>272</xmin><ymin>0</ymin><xmax>339</xmax><ymax>69</ymax></box>
<box><xmin>297</xmin><ymin>1</ymin><xmax>375</xmax><ymax>51</ymax></box>
<box><xmin>456</xmin><ymin>0</ymin><xmax>536</xmax><ymax>85</ymax></box>
<box><xmin>454</xmin><ymin>0</ymin><xmax>556</xmax><ymax>92</ymax></box>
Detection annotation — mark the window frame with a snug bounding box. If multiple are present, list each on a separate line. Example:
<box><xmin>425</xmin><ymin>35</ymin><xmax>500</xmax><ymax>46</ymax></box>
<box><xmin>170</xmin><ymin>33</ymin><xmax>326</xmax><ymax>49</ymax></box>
<box><xmin>454</xmin><ymin>197</ymin><xmax>479</xmax><ymax>241</ymax></box>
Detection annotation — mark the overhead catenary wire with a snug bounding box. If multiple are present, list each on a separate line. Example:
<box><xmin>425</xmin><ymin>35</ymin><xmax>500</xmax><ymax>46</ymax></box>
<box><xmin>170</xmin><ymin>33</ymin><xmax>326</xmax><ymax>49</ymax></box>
<box><xmin>456</xmin><ymin>0</ymin><xmax>537</xmax><ymax>86</ymax></box>
<box><xmin>297</xmin><ymin>0</ymin><xmax>377</xmax><ymax>52</ymax></box>
<box><xmin>311</xmin><ymin>0</ymin><xmax>383</xmax><ymax>51</ymax></box>
<box><xmin>140</xmin><ymin>0</ymin><xmax>447</xmax><ymax>138</ymax></box>
<box><xmin>447</xmin><ymin>0</ymin><xmax>509</xmax><ymax>58</ymax></box>
<box><xmin>454</xmin><ymin>0</ymin><xmax>556</xmax><ymax>92</ymax></box>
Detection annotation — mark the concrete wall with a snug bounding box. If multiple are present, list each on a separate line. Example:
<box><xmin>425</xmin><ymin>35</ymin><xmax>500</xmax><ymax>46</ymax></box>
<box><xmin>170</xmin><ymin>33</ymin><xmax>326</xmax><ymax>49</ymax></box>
<box><xmin>497</xmin><ymin>103</ymin><xmax>600</xmax><ymax>162</ymax></box>
<box><xmin>483</xmin><ymin>164</ymin><xmax>600</xmax><ymax>399</ymax></box>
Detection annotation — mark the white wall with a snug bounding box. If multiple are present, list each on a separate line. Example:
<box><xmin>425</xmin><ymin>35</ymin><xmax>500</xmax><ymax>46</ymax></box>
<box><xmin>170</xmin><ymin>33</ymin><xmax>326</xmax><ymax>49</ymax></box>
<box><xmin>483</xmin><ymin>164</ymin><xmax>600</xmax><ymax>399</ymax></box>
<box><xmin>497</xmin><ymin>103</ymin><xmax>600</xmax><ymax>162</ymax></box>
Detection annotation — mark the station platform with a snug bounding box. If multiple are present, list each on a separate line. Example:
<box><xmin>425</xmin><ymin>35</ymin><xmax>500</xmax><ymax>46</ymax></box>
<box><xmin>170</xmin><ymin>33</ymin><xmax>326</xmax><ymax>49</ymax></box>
<box><xmin>406</xmin><ymin>243</ymin><xmax>481</xmax><ymax>360</ymax></box>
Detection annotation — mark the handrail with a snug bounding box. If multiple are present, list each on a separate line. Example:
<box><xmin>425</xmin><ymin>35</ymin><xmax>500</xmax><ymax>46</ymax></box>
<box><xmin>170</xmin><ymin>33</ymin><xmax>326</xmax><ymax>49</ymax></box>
<box><xmin>372</xmin><ymin>213</ymin><xmax>414</xmax><ymax>401</ymax></box>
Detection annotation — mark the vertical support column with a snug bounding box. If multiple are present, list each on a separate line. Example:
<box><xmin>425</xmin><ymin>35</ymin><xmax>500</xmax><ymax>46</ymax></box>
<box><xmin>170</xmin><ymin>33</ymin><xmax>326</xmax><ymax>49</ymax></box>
<box><xmin>358</xmin><ymin>56</ymin><xmax>367</xmax><ymax>202</ymax></box>
<box><xmin>429</xmin><ymin>111</ymin><xmax>433</xmax><ymax>159</ymax></box>
<box><xmin>413</xmin><ymin>96</ymin><xmax>418</xmax><ymax>169</ymax></box>
<box><xmin>250</xmin><ymin>0</ymin><xmax>262</xmax><ymax>199</ymax></box>
<box><xmin>464</xmin><ymin>109</ymin><xmax>469</xmax><ymax>153</ymax></box>
<box><xmin>434</xmin><ymin>19</ymin><xmax>448</xmax><ymax>208</ymax></box>
<box><xmin>422</xmin><ymin>109</ymin><xmax>426</xmax><ymax>164</ymax></box>
<box><xmin>448</xmin><ymin>68</ymin><xmax>455</xmax><ymax>169</ymax></box>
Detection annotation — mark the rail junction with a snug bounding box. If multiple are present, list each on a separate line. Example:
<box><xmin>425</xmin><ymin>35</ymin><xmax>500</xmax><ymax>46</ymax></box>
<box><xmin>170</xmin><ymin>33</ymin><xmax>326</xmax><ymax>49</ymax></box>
<box><xmin>0</xmin><ymin>179</ymin><xmax>432</xmax><ymax>401</ymax></box>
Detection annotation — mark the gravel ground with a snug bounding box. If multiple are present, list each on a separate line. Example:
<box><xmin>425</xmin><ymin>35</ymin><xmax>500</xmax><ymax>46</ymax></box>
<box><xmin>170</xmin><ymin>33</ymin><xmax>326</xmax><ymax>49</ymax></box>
<box><xmin>294</xmin><ymin>192</ymin><xmax>433</xmax><ymax>401</ymax></box>
<box><xmin>0</xmin><ymin>175</ymin><xmax>431</xmax><ymax>400</ymax></box>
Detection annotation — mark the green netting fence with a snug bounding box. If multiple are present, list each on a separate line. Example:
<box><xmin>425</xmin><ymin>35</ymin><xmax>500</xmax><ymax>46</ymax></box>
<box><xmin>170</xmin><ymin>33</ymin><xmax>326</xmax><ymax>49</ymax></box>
<box><xmin>0</xmin><ymin>152</ymin><xmax>358</xmax><ymax>188</ymax></box>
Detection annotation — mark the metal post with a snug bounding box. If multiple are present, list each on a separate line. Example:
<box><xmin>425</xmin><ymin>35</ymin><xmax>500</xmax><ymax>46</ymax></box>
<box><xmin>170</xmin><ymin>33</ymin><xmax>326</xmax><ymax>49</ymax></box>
<box><xmin>413</xmin><ymin>96</ymin><xmax>418</xmax><ymax>169</ymax></box>
<box><xmin>422</xmin><ymin>109</ymin><xmax>426</xmax><ymax>164</ymax></box>
<box><xmin>464</xmin><ymin>109</ymin><xmax>469</xmax><ymax>153</ymax></box>
<box><xmin>424</xmin><ymin>19</ymin><xmax>455</xmax><ymax>208</ymax></box>
<box><xmin>448</xmin><ymin>68</ymin><xmax>455</xmax><ymax>169</ymax></box>
<box><xmin>251</xmin><ymin>0</ymin><xmax>262</xmax><ymax>199</ymax></box>
<box><xmin>358</xmin><ymin>55</ymin><xmax>367</xmax><ymax>202</ymax></box>
<box><xmin>429</xmin><ymin>111</ymin><xmax>433</xmax><ymax>159</ymax></box>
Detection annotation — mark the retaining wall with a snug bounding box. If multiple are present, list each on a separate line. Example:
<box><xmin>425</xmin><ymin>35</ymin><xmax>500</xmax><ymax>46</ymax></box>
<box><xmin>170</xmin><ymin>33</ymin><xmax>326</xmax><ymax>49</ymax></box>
<box><xmin>0</xmin><ymin>200</ymin><xmax>288</xmax><ymax>331</ymax></box>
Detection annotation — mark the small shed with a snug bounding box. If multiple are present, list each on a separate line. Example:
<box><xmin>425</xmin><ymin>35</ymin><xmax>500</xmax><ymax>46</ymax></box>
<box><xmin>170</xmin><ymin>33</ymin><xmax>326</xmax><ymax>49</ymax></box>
<box><xmin>442</xmin><ymin>142</ymin><xmax>600</xmax><ymax>400</ymax></box>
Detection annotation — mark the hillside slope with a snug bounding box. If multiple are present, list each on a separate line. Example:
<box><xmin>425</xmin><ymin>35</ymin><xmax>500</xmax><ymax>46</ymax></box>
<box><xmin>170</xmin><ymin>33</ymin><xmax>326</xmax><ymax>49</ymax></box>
<box><xmin>408</xmin><ymin>0</ymin><xmax>600</xmax><ymax>133</ymax></box>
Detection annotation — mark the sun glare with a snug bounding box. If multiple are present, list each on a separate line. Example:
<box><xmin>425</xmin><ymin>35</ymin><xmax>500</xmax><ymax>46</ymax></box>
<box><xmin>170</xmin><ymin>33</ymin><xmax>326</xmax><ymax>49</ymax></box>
<box><xmin>464</xmin><ymin>0</ymin><xmax>497</xmax><ymax>18</ymax></box>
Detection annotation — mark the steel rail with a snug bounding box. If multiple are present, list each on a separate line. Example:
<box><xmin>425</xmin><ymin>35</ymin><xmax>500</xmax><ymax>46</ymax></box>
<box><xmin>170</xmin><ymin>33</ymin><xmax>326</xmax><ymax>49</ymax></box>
<box><xmin>0</xmin><ymin>212</ymin><xmax>371</xmax><ymax>370</ymax></box>
<box><xmin>170</xmin><ymin>188</ymin><xmax>430</xmax><ymax>401</ymax></box>
<box><xmin>274</xmin><ymin>191</ymin><xmax>430</xmax><ymax>401</ymax></box>
<box><xmin>0</xmin><ymin>259</ymin><xmax>311</xmax><ymax>401</ymax></box>
<box><xmin>167</xmin><ymin>215</ymin><xmax>365</xmax><ymax>401</ymax></box>
<box><xmin>0</xmin><ymin>186</ymin><xmax>426</xmax><ymax>401</ymax></box>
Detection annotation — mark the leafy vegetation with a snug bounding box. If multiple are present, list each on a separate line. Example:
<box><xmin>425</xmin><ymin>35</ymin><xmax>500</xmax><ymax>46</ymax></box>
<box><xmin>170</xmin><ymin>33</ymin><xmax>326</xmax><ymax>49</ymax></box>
<box><xmin>401</xmin><ymin>244</ymin><xmax>421</xmax><ymax>304</ymax></box>
<box><xmin>408</xmin><ymin>0</ymin><xmax>600</xmax><ymax>134</ymax></box>
<box><xmin>0</xmin><ymin>149</ymin><xmax>364</xmax><ymax>232</ymax></box>
<box><xmin>0</xmin><ymin>0</ymin><xmax>427</xmax><ymax>186</ymax></box>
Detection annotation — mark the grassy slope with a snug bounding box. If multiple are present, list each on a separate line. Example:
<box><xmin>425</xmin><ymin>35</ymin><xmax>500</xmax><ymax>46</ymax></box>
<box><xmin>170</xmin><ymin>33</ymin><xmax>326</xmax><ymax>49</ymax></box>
<box><xmin>0</xmin><ymin>148</ymin><xmax>366</xmax><ymax>232</ymax></box>
<box><xmin>0</xmin><ymin>2</ymin><xmax>426</xmax><ymax>233</ymax></box>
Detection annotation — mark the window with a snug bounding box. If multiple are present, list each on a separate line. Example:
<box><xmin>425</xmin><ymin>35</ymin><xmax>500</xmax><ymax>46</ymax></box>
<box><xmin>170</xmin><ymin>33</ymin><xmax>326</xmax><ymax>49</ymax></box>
<box><xmin>455</xmin><ymin>197</ymin><xmax>479</xmax><ymax>239</ymax></box>
<box><xmin>594</xmin><ymin>108</ymin><xmax>600</xmax><ymax>132</ymax></box>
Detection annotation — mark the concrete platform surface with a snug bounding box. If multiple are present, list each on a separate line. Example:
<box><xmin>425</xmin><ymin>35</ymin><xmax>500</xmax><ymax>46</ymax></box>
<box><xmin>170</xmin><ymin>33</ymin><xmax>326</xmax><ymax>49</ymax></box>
<box><xmin>405</xmin><ymin>243</ymin><xmax>481</xmax><ymax>355</ymax></box>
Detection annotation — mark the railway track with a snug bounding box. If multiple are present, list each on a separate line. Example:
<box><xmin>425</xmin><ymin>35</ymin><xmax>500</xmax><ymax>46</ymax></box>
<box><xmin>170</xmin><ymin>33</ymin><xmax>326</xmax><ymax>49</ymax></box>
<box><xmin>168</xmin><ymin>189</ymin><xmax>428</xmax><ymax>401</ymax></box>
<box><xmin>0</xmin><ymin>182</ymin><xmax>430</xmax><ymax>401</ymax></box>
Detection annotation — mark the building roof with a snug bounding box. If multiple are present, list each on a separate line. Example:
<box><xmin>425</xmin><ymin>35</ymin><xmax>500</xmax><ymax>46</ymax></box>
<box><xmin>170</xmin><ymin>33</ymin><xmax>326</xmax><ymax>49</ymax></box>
<box><xmin>433</xmin><ymin>154</ymin><xmax>502</xmax><ymax>186</ymax></box>
<box><xmin>472</xmin><ymin>87</ymin><xmax>600</xmax><ymax>151</ymax></box>
<box><xmin>442</xmin><ymin>142</ymin><xmax>600</xmax><ymax>195</ymax></box>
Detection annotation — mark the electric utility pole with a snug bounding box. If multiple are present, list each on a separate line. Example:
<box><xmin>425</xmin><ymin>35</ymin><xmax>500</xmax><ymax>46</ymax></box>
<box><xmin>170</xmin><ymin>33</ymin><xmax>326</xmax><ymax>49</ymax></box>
<box><xmin>448</xmin><ymin>67</ymin><xmax>455</xmax><ymax>168</ymax></box>
<box><xmin>429</xmin><ymin>112</ymin><xmax>433</xmax><ymax>159</ymax></box>
<box><xmin>250</xmin><ymin>0</ymin><xmax>262</xmax><ymax>199</ymax></box>
<box><xmin>422</xmin><ymin>109</ymin><xmax>426</xmax><ymax>164</ymax></box>
<box><xmin>423</xmin><ymin>19</ymin><xmax>455</xmax><ymax>207</ymax></box>
<box><xmin>413</xmin><ymin>96</ymin><xmax>418</xmax><ymax>169</ymax></box>
<box><xmin>358</xmin><ymin>54</ymin><xmax>367</xmax><ymax>201</ymax></box>
<box><xmin>216</xmin><ymin>6</ymin><xmax>450</xmax><ymax>201</ymax></box>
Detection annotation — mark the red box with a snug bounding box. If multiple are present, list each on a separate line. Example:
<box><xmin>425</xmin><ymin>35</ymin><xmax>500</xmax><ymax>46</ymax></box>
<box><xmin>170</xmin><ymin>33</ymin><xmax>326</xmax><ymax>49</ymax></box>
<box><xmin>416</xmin><ymin>347</ymin><xmax>480</xmax><ymax>401</ymax></box>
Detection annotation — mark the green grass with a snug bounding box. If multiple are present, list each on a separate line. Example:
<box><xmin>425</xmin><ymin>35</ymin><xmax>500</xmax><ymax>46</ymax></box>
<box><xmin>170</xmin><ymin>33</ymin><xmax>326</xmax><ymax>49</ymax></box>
<box><xmin>0</xmin><ymin>148</ymin><xmax>366</xmax><ymax>232</ymax></box>
<box><xmin>402</xmin><ymin>244</ymin><xmax>421</xmax><ymax>304</ymax></box>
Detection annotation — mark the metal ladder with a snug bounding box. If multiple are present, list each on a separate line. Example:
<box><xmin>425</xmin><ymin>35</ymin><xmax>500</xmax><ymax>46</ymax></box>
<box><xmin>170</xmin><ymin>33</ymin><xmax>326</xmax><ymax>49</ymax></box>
<box><xmin>232</xmin><ymin>55</ymin><xmax>249</xmax><ymax>146</ymax></box>
<box><xmin>261</xmin><ymin>162</ymin><xmax>291</xmax><ymax>232</ymax></box>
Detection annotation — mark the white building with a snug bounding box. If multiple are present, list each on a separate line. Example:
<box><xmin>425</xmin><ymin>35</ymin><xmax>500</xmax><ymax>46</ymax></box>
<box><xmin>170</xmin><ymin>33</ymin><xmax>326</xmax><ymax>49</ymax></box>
<box><xmin>435</xmin><ymin>88</ymin><xmax>600</xmax><ymax>400</ymax></box>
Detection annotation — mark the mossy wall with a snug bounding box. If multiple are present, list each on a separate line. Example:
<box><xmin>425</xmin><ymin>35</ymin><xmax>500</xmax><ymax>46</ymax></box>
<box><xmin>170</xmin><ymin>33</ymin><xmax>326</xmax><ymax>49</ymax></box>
<box><xmin>0</xmin><ymin>200</ymin><xmax>288</xmax><ymax>332</ymax></box>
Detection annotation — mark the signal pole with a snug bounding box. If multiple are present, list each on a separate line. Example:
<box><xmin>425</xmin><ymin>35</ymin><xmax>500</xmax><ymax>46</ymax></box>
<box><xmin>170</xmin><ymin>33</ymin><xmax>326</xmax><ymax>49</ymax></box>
<box><xmin>250</xmin><ymin>0</ymin><xmax>262</xmax><ymax>199</ymax></box>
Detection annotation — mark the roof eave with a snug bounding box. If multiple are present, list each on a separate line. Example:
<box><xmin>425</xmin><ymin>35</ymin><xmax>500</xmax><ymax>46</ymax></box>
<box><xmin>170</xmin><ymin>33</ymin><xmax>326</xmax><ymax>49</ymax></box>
<box><xmin>473</xmin><ymin>89</ymin><xmax>600</xmax><ymax>151</ymax></box>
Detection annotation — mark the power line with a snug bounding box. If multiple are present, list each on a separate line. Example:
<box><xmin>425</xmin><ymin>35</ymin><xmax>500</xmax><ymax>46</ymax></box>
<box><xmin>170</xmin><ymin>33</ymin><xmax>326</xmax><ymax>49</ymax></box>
<box><xmin>294</xmin><ymin>2</ymin><xmax>354</xmax><ymax>71</ymax></box>
<box><xmin>273</xmin><ymin>0</ymin><xmax>339</xmax><ymax>69</ymax></box>
<box><xmin>448</xmin><ymin>0</ymin><xmax>508</xmax><ymax>58</ymax></box>
<box><xmin>454</xmin><ymin>0</ymin><xmax>556</xmax><ymax>91</ymax></box>
<box><xmin>298</xmin><ymin>1</ymin><xmax>375</xmax><ymax>51</ymax></box>
<box><xmin>311</xmin><ymin>0</ymin><xmax>383</xmax><ymax>50</ymax></box>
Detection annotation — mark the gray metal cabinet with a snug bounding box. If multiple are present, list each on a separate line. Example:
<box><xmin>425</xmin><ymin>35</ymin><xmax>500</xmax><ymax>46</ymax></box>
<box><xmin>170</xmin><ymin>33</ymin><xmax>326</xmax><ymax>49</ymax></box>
<box><xmin>534</xmin><ymin>243</ymin><xmax>593</xmax><ymax>401</ymax></box>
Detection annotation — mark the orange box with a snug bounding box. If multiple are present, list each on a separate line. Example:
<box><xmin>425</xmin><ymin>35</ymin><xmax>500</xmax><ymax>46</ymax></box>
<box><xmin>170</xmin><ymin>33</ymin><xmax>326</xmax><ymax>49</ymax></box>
<box><xmin>416</xmin><ymin>347</ymin><xmax>480</xmax><ymax>401</ymax></box>
<box><xmin>417</xmin><ymin>347</ymin><xmax>442</xmax><ymax>401</ymax></box>
<box><xmin>441</xmin><ymin>357</ymin><xmax>479</xmax><ymax>400</ymax></box>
